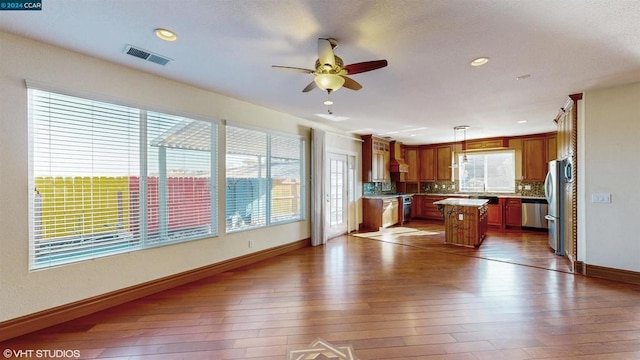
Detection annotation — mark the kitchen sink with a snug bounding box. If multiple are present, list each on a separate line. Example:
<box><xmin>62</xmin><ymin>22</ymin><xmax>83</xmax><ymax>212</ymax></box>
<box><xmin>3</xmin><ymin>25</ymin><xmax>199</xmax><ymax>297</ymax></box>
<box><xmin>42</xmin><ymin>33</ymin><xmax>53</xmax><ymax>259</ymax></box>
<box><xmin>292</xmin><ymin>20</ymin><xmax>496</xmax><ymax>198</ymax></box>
<box><xmin>469</xmin><ymin>195</ymin><xmax>499</xmax><ymax>204</ymax></box>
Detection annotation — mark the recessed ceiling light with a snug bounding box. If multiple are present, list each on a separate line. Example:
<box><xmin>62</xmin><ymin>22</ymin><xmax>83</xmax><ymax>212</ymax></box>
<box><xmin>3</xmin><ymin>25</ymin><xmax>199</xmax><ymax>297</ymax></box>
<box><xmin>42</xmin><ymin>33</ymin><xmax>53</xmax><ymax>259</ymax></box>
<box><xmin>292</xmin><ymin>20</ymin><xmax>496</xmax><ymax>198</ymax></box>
<box><xmin>155</xmin><ymin>28</ymin><xmax>177</xmax><ymax>42</ymax></box>
<box><xmin>517</xmin><ymin>120</ymin><xmax>528</xmax><ymax>124</ymax></box>
<box><xmin>470</xmin><ymin>57</ymin><xmax>489</xmax><ymax>67</ymax></box>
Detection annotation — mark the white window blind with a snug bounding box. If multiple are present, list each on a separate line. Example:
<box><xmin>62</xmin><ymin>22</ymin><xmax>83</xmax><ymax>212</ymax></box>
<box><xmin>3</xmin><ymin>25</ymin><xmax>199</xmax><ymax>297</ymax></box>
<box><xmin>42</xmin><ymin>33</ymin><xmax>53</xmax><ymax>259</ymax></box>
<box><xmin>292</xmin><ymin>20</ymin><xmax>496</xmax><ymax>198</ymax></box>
<box><xmin>225</xmin><ymin>125</ymin><xmax>304</xmax><ymax>232</ymax></box>
<box><xmin>458</xmin><ymin>150</ymin><xmax>515</xmax><ymax>193</ymax></box>
<box><xmin>270</xmin><ymin>134</ymin><xmax>303</xmax><ymax>224</ymax></box>
<box><xmin>29</xmin><ymin>88</ymin><xmax>217</xmax><ymax>269</ymax></box>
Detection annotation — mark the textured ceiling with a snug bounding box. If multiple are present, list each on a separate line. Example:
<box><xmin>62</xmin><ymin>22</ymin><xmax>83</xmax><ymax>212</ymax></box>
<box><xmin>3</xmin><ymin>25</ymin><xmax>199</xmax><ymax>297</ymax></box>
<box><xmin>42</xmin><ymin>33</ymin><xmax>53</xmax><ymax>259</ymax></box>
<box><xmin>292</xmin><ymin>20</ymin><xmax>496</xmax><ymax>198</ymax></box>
<box><xmin>2</xmin><ymin>0</ymin><xmax>640</xmax><ymax>144</ymax></box>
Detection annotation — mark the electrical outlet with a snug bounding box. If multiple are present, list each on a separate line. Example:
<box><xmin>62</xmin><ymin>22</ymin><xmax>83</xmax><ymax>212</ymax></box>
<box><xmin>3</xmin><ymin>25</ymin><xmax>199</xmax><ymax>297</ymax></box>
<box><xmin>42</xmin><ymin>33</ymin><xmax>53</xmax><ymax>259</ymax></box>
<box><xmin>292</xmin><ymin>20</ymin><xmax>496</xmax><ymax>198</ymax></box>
<box><xmin>458</xmin><ymin>214</ymin><xmax>464</xmax><ymax>220</ymax></box>
<box><xmin>434</xmin><ymin>184</ymin><xmax>438</xmax><ymax>189</ymax></box>
<box><xmin>517</xmin><ymin>185</ymin><xmax>523</xmax><ymax>190</ymax></box>
<box><xmin>450</xmin><ymin>185</ymin><xmax>455</xmax><ymax>190</ymax></box>
<box><xmin>248</xmin><ymin>240</ymin><xmax>254</xmax><ymax>248</ymax></box>
<box><xmin>524</xmin><ymin>185</ymin><xmax>532</xmax><ymax>190</ymax></box>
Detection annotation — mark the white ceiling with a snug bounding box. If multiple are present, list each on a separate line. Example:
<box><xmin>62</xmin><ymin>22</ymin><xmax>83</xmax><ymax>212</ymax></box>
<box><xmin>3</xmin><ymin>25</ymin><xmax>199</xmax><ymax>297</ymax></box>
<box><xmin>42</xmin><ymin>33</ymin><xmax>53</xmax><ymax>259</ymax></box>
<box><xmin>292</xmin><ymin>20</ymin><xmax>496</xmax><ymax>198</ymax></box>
<box><xmin>2</xmin><ymin>0</ymin><xmax>640</xmax><ymax>144</ymax></box>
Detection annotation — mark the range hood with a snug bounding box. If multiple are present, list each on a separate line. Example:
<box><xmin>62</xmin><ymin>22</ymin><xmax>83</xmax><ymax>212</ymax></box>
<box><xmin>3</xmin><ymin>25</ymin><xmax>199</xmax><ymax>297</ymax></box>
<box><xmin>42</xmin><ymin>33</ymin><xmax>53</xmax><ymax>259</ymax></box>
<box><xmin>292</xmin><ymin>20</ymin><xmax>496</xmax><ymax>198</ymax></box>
<box><xmin>390</xmin><ymin>141</ymin><xmax>409</xmax><ymax>173</ymax></box>
<box><xmin>389</xmin><ymin>158</ymin><xmax>409</xmax><ymax>173</ymax></box>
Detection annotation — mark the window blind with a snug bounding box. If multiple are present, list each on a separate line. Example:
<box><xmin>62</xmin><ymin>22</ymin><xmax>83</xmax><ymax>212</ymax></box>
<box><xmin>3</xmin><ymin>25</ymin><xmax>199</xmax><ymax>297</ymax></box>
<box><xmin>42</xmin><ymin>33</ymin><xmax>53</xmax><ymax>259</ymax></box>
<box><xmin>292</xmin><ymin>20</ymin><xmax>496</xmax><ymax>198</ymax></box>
<box><xmin>29</xmin><ymin>88</ymin><xmax>217</xmax><ymax>269</ymax></box>
<box><xmin>270</xmin><ymin>134</ymin><xmax>303</xmax><ymax>223</ymax></box>
<box><xmin>225</xmin><ymin>125</ymin><xmax>304</xmax><ymax>232</ymax></box>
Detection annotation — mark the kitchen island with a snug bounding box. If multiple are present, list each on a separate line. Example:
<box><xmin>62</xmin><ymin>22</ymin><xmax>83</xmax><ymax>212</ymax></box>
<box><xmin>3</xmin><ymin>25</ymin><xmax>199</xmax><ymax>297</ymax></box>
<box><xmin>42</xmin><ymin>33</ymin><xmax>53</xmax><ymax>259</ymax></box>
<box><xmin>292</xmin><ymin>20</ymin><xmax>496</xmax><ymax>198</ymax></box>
<box><xmin>433</xmin><ymin>198</ymin><xmax>488</xmax><ymax>247</ymax></box>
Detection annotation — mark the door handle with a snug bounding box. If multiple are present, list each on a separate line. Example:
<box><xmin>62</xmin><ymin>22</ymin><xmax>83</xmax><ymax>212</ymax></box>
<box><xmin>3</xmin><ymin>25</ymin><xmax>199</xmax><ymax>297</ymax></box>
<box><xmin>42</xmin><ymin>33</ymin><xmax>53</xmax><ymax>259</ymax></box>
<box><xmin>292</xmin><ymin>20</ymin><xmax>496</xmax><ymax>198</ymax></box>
<box><xmin>544</xmin><ymin>215</ymin><xmax>556</xmax><ymax>221</ymax></box>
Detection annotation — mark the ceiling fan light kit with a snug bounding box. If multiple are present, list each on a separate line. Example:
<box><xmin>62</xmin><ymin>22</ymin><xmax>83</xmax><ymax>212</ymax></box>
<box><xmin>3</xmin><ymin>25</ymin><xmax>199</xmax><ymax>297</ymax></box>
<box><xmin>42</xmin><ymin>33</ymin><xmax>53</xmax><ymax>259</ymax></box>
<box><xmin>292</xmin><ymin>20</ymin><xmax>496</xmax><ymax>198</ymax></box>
<box><xmin>273</xmin><ymin>37</ymin><xmax>388</xmax><ymax>113</ymax></box>
<box><xmin>314</xmin><ymin>74</ymin><xmax>345</xmax><ymax>92</ymax></box>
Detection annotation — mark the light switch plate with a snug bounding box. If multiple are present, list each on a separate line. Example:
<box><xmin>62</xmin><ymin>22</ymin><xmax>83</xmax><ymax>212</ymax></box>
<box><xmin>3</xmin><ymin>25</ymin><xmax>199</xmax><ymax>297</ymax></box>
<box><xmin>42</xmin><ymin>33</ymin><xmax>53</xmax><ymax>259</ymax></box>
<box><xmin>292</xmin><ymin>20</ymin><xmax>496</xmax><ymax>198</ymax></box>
<box><xmin>458</xmin><ymin>214</ymin><xmax>464</xmax><ymax>220</ymax></box>
<box><xmin>524</xmin><ymin>185</ymin><xmax>532</xmax><ymax>190</ymax></box>
<box><xmin>591</xmin><ymin>193</ymin><xmax>612</xmax><ymax>203</ymax></box>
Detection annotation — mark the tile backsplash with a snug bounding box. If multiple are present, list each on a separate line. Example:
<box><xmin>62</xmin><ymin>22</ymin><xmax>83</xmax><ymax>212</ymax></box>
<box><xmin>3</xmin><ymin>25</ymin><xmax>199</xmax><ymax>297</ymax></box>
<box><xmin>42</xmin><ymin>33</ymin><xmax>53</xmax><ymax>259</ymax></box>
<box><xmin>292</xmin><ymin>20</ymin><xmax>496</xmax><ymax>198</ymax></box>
<box><xmin>363</xmin><ymin>182</ymin><xmax>395</xmax><ymax>195</ymax></box>
<box><xmin>364</xmin><ymin>180</ymin><xmax>545</xmax><ymax>197</ymax></box>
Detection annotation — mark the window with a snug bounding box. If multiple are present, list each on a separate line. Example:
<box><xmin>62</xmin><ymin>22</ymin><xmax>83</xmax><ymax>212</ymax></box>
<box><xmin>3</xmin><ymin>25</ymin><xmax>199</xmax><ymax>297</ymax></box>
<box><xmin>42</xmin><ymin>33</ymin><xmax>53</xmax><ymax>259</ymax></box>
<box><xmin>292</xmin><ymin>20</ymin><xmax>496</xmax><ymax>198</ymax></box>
<box><xmin>225</xmin><ymin>125</ymin><xmax>304</xmax><ymax>232</ymax></box>
<box><xmin>29</xmin><ymin>88</ymin><xmax>217</xmax><ymax>269</ymax></box>
<box><xmin>458</xmin><ymin>150</ymin><xmax>515</xmax><ymax>193</ymax></box>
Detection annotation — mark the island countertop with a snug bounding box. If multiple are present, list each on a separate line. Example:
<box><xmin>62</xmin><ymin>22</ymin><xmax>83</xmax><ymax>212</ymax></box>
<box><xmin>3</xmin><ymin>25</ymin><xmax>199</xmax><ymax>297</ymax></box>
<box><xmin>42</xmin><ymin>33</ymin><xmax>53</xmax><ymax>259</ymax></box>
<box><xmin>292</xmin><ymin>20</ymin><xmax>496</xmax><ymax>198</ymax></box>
<box><xmin>433</xmin><ymin>198</ymin><xmax>489</xmax><ymax>207</ymax></box>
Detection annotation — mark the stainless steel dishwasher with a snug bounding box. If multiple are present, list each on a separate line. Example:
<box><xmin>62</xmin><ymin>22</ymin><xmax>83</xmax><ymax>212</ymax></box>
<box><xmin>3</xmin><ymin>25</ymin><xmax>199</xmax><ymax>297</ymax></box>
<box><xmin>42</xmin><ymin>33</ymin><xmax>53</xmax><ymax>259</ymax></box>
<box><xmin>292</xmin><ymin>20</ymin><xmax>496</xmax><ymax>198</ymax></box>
<box><xmin>521</xmin><ymin>198</ymin><xmax>548</xmax><ymax>229</ymax></box>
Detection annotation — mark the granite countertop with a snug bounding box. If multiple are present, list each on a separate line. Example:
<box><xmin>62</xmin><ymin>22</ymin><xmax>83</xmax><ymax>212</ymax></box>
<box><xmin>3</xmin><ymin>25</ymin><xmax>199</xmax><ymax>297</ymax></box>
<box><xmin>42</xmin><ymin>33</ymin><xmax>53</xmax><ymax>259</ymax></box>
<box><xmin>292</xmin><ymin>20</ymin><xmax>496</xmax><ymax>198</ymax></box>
<box><xmin>414</xmin><ymin>193</ymin><xmax>545</xmax><ymax>200</ymax></box>
<box><xmin>362</xmin><ymin>194</ymin><xmax>414</xmax><ymax>199</ymax></box>
<box><xmin>433</xmin><ymin>198</ymin><xmax>489</xmax><ymax>207</ymax></box>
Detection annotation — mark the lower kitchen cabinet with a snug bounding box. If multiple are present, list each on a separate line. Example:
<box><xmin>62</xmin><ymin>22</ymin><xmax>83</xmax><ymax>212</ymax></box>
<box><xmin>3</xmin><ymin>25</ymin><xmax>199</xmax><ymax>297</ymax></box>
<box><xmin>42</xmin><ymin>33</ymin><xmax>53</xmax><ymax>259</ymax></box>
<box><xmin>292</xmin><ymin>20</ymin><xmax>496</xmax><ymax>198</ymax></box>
<box><xmin>505</xmin><ymin>198</ymin><xmax>522</xmax><ymax>228</ymax></box>
<box><xmin>487</xmin><ymin>201</ymin><xmax>503</xmax><ymax>227</ymax></box>
<box><xmin>413</xmin><ymin>195</ymin><xmax>448</xmax><ymax>220</ymax></box>
<box><xmin>362</xmin><ymin>197</ymin><xmax>399</xmax><ymax>231</ymax></box>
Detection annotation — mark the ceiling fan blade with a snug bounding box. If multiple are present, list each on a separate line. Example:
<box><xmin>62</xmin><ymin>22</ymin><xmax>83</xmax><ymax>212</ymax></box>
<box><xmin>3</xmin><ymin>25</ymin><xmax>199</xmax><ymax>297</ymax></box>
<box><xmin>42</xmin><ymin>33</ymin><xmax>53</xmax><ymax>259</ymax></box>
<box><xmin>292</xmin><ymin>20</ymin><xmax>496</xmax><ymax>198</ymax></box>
<box><xmin>272</xmin><ymin>65</ymin><xmax>314</xmax><ymax>74</ymax></box>
<box><xmin>341</xmin><ymin>76</ymin><xmax>362</xmax><ymax>91</ymax></box>
<box><xmin>343</xmin><ymin>60</ymin><xmax>388</xmax><ymax>75</ymax></box>
<box><xmin>318</xmin><ymin>38</ymin><xmax>335</xmax><ymax>68</ymax></box>
<box><xmin>302</xmin><ymin>81</ymin><xmax>317</xmax><ymax>92</ymax></box>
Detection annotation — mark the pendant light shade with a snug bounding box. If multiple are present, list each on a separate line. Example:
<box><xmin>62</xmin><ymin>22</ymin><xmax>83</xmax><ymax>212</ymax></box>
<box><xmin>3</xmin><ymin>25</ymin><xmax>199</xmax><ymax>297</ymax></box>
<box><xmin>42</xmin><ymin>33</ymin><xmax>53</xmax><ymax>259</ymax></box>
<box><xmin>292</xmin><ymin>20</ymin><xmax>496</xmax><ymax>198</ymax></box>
<box><xmin>314</xmin><ymin>74</ymin><xmax>345</xmax><ymax>92</ymax></box>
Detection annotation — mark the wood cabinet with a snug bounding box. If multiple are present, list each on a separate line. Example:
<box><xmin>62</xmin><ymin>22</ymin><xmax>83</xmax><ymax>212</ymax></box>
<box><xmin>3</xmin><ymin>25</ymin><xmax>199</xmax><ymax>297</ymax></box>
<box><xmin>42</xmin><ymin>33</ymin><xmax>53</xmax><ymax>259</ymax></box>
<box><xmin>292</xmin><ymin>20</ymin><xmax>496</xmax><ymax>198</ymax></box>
<box><xmin>555</xmin><ymin>93</ymin><xmax>581</xmax><ymax>267</ymax></box>
<box><xmin>413</xmin><ymin>194</ymin><xmax>447</xmax><ymax>220</ymax></box>
<box><xmin>505</xmin><ymin>198</ymin><xmax>522</xmax><ymax>227</ymax></box>
<box><xmin>436</xmin><ymin>200</ymin><xmax>488</xmax><ymax>247</ymax></box>
<box><xmin>411</xmin><ymin>194</ymin><xmax>423</xmax><ymax>218</ymax></box>
<box><xmin>522</xmin><ymin>137</ymin><xmax>547</xmax><ymax>181</ymax></box>
<box><xmin>465</xmin><ymin>137</ymin><xmax>508</xmax><ymax>151</ymax></box>
<box><xmin>405</xmin><ymin>147</ymin><xmax>419</xmax><ymax>182</ymax></box>
<box><xmin>556</xmin><ymin>97</ymin><xmax>576</xmax><ymax>160</ymax></box>
<box><xmin>362</xmin><ymin>197</ymin><xmax>398</xmax><ymax>231</ymax></box>
<box><xmin>418</xmin><ymin>146</ymin><xmax>435</xmax><ymax>181</ymax></box>
<box><xmin>546</xmin><ymin>134</ymin><xmax>557</xmax><ymax>162</ymax></box>
<box><xmin>487</xmin><ymin>201</ymin><xmax>503</xmax><ymax>227</ymax></box>
<box><xmin>435</xmin><ymin>145</ymin><xmax>452</xmax><ymax>181</ymax></box>
<box><xmin>362</xmin><ymin>135</ymin><xmax>390</xmax><ymax>182</ymax></box>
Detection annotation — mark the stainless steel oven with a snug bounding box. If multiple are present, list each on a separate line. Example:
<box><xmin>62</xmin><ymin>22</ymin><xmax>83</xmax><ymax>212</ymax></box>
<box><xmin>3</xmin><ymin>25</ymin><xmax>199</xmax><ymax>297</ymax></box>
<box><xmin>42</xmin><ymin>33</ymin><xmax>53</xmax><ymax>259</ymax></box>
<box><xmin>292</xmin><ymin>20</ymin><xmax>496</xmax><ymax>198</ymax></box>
<box><xmin>402</xmin><ymin>195</ymin><xmax>412</xmax><ymax>222</ymax></box>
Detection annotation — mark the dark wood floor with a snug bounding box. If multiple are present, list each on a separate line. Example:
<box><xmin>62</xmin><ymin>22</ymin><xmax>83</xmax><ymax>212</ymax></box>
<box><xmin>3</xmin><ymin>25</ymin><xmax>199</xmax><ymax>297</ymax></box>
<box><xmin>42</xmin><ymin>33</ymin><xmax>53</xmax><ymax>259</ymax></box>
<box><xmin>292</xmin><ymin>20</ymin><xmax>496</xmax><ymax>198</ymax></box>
<box><xmin>3</xmin><ymin>222</ymin><xmax>640</xmax><ymax>359</ymax></box>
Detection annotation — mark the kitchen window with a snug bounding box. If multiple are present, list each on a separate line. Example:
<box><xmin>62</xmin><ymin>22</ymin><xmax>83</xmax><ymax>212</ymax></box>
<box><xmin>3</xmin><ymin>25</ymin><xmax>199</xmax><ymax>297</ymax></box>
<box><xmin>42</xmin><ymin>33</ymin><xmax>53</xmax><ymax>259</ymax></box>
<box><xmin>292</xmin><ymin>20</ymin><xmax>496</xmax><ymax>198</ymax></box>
<box><xmin>225</xmin><ymin>124</ymin><xmax>304</xmax><ymax>232</ymax></box>
<box><xmin>29</xmin><ymin>88</ymin><xmax>218</xmax><ymax>269</ymax></box>
<box><xmin>458</xmin><ymin>150</ymin><xmax>515</xmax><ymax>193</ymax></box>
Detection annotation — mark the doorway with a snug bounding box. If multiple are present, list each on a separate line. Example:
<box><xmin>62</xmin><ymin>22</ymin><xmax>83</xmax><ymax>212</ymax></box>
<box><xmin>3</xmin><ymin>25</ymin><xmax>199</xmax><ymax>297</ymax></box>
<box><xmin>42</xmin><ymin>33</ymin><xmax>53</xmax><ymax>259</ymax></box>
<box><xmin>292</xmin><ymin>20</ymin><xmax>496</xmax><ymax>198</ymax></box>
<box><xmin>326</xmin><ymin>152</ymin><xmax>356</xmax><ymax>239</ymax></box>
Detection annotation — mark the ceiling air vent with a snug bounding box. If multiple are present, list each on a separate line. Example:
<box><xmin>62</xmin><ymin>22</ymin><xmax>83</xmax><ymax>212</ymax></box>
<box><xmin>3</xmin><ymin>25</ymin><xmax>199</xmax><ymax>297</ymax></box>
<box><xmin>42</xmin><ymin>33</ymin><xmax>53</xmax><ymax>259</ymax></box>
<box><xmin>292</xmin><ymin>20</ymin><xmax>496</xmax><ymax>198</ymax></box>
<box><xmin>123</xmin><ymin>45</ymin><xmax>172</xmax><ymax>66</ymax></box>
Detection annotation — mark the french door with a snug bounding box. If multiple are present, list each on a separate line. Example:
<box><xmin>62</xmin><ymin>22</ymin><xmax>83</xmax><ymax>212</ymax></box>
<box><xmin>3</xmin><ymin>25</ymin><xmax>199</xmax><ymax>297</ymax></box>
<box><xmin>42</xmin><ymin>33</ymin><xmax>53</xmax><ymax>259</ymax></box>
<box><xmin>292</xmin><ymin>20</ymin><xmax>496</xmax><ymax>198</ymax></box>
<box><xmin>326</xmin><ymin>152</ymin><xmax>354</xmax><ymax>238</ymax></box>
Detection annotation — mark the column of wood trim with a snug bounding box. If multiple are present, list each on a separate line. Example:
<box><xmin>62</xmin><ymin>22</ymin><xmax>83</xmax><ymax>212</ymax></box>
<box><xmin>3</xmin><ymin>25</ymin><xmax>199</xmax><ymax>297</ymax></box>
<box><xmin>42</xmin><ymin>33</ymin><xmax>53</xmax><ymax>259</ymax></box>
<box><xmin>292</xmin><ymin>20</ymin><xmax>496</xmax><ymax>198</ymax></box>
<box><xmin>0</xmin><ymin>238</ymin><xmax>310</xmax><ymax>342</ymax></box>
<box><xmin>569</xmin><ymin>93</ymin><xmax>582</xmax><ymax>271</ymax></box>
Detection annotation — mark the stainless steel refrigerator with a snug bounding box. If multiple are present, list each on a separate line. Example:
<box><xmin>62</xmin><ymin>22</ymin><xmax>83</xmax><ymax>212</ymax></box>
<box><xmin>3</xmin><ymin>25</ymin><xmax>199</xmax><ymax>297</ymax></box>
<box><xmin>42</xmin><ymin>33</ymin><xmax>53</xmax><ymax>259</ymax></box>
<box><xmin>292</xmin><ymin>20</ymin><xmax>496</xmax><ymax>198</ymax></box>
<box><xmin>544</xmin><ymin>159</ymin><xmax>564</xmax><ymax>255</ymax></box>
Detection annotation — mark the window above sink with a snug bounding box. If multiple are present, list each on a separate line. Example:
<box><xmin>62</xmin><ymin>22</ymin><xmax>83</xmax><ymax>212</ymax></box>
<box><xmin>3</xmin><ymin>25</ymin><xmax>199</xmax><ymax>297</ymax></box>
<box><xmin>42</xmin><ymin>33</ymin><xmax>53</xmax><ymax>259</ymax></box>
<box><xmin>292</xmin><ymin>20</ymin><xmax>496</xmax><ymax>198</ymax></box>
<box><xmin>458</xmin><ymin>150</ymin><xmax>515</xmax><ymax>193</ymax></box>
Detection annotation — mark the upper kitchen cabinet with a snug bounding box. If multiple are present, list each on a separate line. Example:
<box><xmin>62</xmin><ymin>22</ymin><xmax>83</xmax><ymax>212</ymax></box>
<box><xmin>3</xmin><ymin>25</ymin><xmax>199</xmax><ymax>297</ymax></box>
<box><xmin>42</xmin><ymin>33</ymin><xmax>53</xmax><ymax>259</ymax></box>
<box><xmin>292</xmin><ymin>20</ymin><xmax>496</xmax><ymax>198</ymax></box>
<box><xmin>405</xmin><ymin>147</ymin><xmax>419</xmax><ymax>182</ymax></box>
<box><xmin>522</xmin><ymin>137</ymin><xmax>547</xmax><ymax>181</ymax></box>
<box><xmin>556</xmin><ymin>94</ymin><xmax>581</xmax><ymax>160</ymax></box>
<box><xmin>465</xmin><ymin>137</ymin><xmax>508</xmax><ymax>151</ymax></box>
<box><xmin>418</xmin><ymin>146</ymin><xmax>435</xmax><ymax>181</ymax></box>
<box><xmin>362</xmin><ymin>135</ymin><xmax>390</xmax><ymax>182</ymax></box>
<box><xmin>435</xmin><ymin>145</ymin><xmax>452</xmax><ymax>181</ymax></box>
<box><xmin>546</xmin><ymin>134</ymin><xmax>557</xmax><ymax>162</ymax></box>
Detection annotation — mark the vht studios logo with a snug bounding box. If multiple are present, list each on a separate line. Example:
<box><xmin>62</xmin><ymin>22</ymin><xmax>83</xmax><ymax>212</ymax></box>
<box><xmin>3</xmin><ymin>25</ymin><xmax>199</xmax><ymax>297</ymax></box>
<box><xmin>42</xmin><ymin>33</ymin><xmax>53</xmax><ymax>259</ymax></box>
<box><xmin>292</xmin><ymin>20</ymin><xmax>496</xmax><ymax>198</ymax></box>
<box><xmin>0</xmin><ymin>1</ymin><xmax>42</xmax><ymax>10</ymax></box>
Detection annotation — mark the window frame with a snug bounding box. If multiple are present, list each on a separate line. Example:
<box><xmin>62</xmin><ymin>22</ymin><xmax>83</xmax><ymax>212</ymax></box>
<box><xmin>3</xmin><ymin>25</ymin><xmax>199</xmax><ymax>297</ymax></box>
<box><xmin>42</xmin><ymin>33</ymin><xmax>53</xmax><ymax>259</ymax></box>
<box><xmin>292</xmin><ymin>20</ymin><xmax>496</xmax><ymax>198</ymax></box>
<box><xmin>28</xmin><ymin>86</ymin><xmax>219</xmax><ymax>269</ymax></box>
<box><xmin>457</xmin><ymin>149</ymin><xmax>516</xmax><ymax>193</ymax></box>
<box><xmin>224</xmin><ymin>123</ymin><xmax>305</xmax><ymax>233</ymax></box>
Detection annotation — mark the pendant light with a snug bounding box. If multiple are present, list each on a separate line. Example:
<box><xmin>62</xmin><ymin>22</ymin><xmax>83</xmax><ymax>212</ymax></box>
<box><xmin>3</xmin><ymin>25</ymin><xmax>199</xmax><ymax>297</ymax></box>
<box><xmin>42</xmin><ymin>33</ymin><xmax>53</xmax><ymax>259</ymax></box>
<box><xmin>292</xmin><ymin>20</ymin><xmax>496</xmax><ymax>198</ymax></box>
<box><xmin>451</xmin><ymin>127</ymin><xmax>458</xmax><ymax>169</ymax></box>
<box><xmin>454</xmin><ymin>125</ymin><xmax>470</xmax><ymax>164</ymax></box>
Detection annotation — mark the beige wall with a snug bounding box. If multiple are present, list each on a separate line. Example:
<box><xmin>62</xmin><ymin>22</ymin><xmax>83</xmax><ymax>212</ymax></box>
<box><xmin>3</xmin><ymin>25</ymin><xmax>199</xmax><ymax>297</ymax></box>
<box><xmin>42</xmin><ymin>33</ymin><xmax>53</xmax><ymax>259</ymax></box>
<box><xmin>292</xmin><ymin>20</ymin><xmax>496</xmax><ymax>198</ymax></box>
<box><xmin>0</xmin><ymin>31</ymin><xmax>354</xmax><ymax>321</ymax></box>
<box><xmin>579</xmin><ymin>82</ymin><xmax>640</xmax><ymax>271</ymax></box>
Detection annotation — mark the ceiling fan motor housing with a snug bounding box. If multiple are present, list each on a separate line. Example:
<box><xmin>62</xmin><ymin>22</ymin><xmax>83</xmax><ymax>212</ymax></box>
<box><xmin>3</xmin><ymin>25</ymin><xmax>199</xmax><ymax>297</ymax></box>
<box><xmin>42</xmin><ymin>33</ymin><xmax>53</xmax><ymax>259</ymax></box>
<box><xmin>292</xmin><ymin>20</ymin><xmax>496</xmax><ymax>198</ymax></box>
<box><xmin>315</xmin><ymin>56</ymin><xmax>346</xmax><ymax>75</ymax></box>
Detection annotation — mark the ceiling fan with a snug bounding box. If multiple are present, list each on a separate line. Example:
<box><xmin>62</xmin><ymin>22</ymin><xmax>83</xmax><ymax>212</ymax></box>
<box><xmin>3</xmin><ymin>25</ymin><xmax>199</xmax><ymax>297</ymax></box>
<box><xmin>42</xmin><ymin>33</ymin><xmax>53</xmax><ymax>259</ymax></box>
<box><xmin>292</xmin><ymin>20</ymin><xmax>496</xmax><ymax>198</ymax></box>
<box><xmin>272</xmin><ymin>38</ymin><xmax>388</xmax><ymax>94</ymax></box>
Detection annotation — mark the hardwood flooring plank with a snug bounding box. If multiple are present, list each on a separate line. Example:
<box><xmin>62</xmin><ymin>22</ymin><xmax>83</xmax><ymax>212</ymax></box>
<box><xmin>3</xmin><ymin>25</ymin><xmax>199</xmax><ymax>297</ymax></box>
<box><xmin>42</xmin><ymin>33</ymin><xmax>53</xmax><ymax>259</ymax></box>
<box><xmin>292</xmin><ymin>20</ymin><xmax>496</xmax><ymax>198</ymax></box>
<box><xmin>3</xmin><ymin>222</ymin><xmax>640</xmax><ymax>359</ymax></box>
